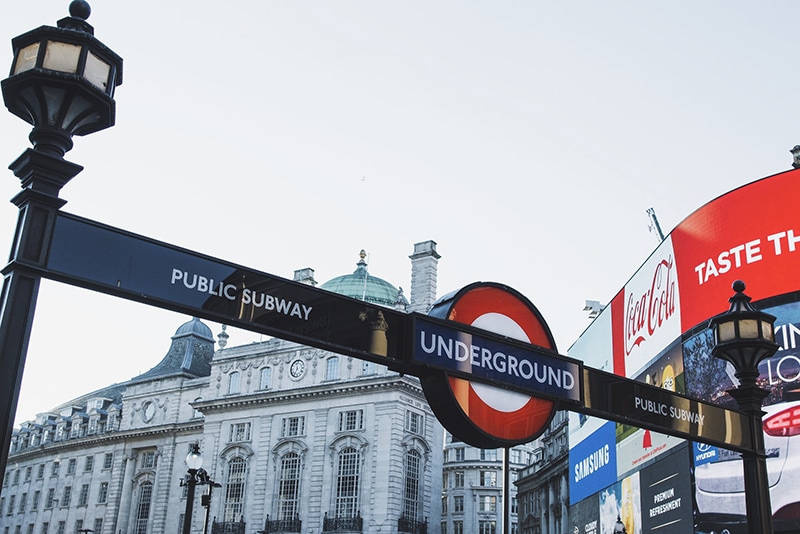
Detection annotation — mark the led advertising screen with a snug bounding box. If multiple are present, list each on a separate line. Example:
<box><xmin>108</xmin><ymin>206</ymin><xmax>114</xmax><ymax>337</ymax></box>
<box><xmin>568</xmin><ymin>168</ymin><xmax>800</xmax><ymax>533</ymax></box>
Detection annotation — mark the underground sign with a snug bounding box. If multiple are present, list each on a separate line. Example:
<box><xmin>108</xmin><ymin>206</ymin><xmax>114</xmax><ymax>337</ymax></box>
<box><xmin>419</xmin><ymin>282</ymin><xmax>561</xmax><ymax>448</ymax></box>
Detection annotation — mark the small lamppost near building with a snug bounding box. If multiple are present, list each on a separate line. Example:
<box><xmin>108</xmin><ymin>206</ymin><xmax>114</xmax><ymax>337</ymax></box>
<box><xmin>709</xmin><ymin>280</ymin><xmax>779</xmax><ymax>534</ymax></box>
<box><xmin>0</xmin><ymin>0</ymin><xmax>122</xmax><ymax>489</ymax></box>
<box><xmin>182</xmin><ymin>443</ymin><xmax>205</xmax><ymax>534</ymax></box>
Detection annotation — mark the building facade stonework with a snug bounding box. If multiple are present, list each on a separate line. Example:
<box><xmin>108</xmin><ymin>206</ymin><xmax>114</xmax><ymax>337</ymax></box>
<box><xmin>1</xmin><ymin>242</ymin><xmax>445</xmax><ymax>534</ymax></box>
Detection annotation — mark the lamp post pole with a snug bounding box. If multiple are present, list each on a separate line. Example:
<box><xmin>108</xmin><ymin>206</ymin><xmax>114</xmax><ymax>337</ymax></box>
<box><xmin>0</xmin><ymin>0</ymin><xmax>122</xmax><ymax>488</ymax></box>
<box><xmin>709</xmin><ymin>280</ymin><xmax>778</xmax><ymax>534</ymax></box>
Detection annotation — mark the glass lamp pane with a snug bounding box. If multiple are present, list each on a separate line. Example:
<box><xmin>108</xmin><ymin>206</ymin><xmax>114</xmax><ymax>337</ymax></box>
<box><xmin>718</xmin><ymin>321</ymin><xmax>735</xmax><ymax>343</ymax></box>
<box><xmin>84</xmin><ymin>51</ymin><xmax>111</xmax><ymax>92</ymax></box>
<box><xmin>739</xmin><ymin>319</ymin><xmax>759</xmax><ymax>339</ymax></box>
<box><xmin>185</xmin><ymin>451</ymin><xmax>203</xmax><ymax>470</ymax></box>
<box><xmin>762</xmin><ymin>321</ymin><xmax>774</xmax><ymax>342</ymax></box>
<box><xmin>42</xmin><ymin>41</ymin><xmax>81</xmax><ymax>74</ymax></box>
<box><xmin>13</xmin><ymin>43</ymin><xmax>40</xmax><ymax>74</ymax></box>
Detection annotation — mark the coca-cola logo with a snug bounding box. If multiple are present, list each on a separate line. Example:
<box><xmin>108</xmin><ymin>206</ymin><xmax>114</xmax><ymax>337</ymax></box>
<box><xmin>625</xmin><ymin>255</ymin><xmax>676</xmax><ymax>355</ymax></box>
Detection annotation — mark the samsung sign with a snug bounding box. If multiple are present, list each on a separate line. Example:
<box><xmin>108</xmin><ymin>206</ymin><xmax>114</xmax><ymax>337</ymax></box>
<box><xmin>569</xmin><ymin>421</ymin><xmax>617</xmax><ymax>504</ymax></box>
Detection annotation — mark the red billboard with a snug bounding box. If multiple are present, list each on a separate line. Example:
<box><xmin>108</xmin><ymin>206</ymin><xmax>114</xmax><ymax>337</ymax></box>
<box><xmin>605</xmin><ymin>168</ymin><xmax>800</xmax><ymax>378</ymax></box>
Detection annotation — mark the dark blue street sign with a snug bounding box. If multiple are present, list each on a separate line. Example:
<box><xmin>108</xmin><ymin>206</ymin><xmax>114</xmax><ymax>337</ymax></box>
<box><xmin>411</xmin><ymin>314</ymin><xmax>583</xmax><ymax>403</ymax></box>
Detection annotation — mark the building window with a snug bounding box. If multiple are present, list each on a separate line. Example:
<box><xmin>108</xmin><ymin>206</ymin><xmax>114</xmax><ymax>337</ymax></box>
<box><xmin>325</xmin><ymin>357</ymin><xmax>339</xmax><ymax>381</ymax></box>
<box><xmin>227</xmin><ymin>371</ymin><xmax>241</xmax><ymax>394</ymax></box>
<box><xmin>18</xmin><ymin>493</ymin><xmax>26</xmax><ymax>513</ymax></box>
<box><xmin>56</xmin><ymin>522</ymin><xmax>64</xmax><ymax>534</ymax></box>
<box><xmin>454</xmin><ymin>471</ymin><xmax>464</xmax><ymax>488</ymax></box>
<box><xmin>511</xmin><ymin>496</ymin><xmax>518</xmax><ymax>514</ymax></box>
<box><xmin>454</xmin><ymin>448</ymin><xmax>465</xmax><ymax>462</ymax></box>
<box><xmin>97</xmin><ymin>483</ymin><xmax>108</xmax><ymax>504</ymax></box>
<box><xmin>479</xmin><ymin>520</ymin><xmax>496</xmax><ymax>534</ymax></box>
<box><xmin>442</xmin><ymin>496</ymin><xmax>448</xmax><ymax>514</ymax></box>
<box><xmin>37</xmin><ymin>465</ymin><xmax>44</xmax><ymax>479</ymax></box>
<box><xmin>140</xmin><ymin>451</ymin><xmax>156</xmax><ymax>469</ymax></box>
<box><xmin>78</xmin><ymin>485</ymin><xmax>89</xmax><ymax>507</ymax></box>
<box><xmin>223</xmin><ymin>457</ymin><xmax>246</xmax><ymax>522</ymax></box>
<box><xmin>39</xmin><ymin>523</ymin><xmax>48</xmax><ymax>534</ymax></box>
<box><xmin>259</xmin><ymin>367</ymin><xmax>271</xmax><ymax>390</ymax></box>
<box><xmin>479</xmin><ymin>471</ymin><xmax>497</xmax><ymax>487</ymax></box>
<box><xmin>51</xmin><ymin>462</ymin><xmax>59</xmax><ymax>477</ymax></box>
<box><xmin>85</xmin><ymin>456</ymin><xmax>94</xmax><ymax>472</ymax></box>
<box><xmin>278</xmin><ymin>453</ymin><xmax>300</xmax><ymax>521</ymax></box>
<box><xmin>403</xmin><ymin>450</ymin><xmax>421</xmax><ymax>520</ymax></box>
<box><xmin>12</xmin><ymin>470</ymin><xmax>19</xmax><ymax>485</ymax></box>
<box><xmin>133</xmin><ymin>482</ymin><xmax>152</xmax><ymax>534</ymax></box>
<box><xmin>281</xmin><ymin>417</ymin><xmax>305</xmax><ymax>437</ymax></box>
<box><xmin>338</xmin><ymin>410</ymin><xmax>364</xmax><ymax>432</ymax></box>
<box><xmin>480</xmin><ymin>449</ymin><xmax>498</xmax><ymax>461</ymax></box>
<box><xmin>453</xmin><ymin>521</ymin><xmax>463</xmax><ymax>534</ymax></box>
<box><xmin>510</xmin><ymin>449</ymin><xmax>522</xmax><ymax>463</ymax></box>
<box><xmin>45</xmin><ymin>489</ymin><xmax>55</xmax><ymax>509</ymax></box>
<box><xmin>6</xmin><ymin>495</ymin><xmax>14</xmax><ymax>515</ymax></box>
<box><xmin>75</xmin><ymin>521</ymin><xmax>82</xmax><ymax>534</ymax></box>
<box><xmin>405</xmin><ymin>411</ymin><xmax>423</xmax><ymax>434</ymax></box>
<box><xmin>334</xmin><ymin>447</ymin><xmax>361</xmax><ymax>518</ymax></box>
<box><xmin>93</xmin><ymin>519</ymin><xmax>103</xmax><ymax>534</ymax></box>
<box><xmin>103</xmin><ymin>453</ymin><xmax>113</xmax><ymax>470</ymax></box>
<box><xmin>442</xmin><ymin>473</ymin><xmax>448</xmax><ymax>490</ymax></box>
<box><xmin>479</xmin><ymin>495</ymin><xmax>497</xmax><ymax>513</ymax></box>
<box><xmin>24</xmin><ymin>467</ymin><xmax>31</xmax><ymax>482</ymax></box>
<box><xmin>31</xmin><ymin>491</ymin><xmax>39</xmax><ymax>511</ymax></box>
<box><xmin>453</xmin><ymin>495</ymin><xmax>464</xmax><ymax>513</ymax></box>
<box><xmin>229</xmin><ymin>422</ymin><xmax>251</xmax><ymax>442</ymax></box>
<box><xmin>61</xmin><ymin>487</ymin><xmax>71</xmax><ymax>507</ymax></box>
<box><xmin>66</xmin><ymin>459</ymin><xmax>76</xmax><ymax>475</ymax></box>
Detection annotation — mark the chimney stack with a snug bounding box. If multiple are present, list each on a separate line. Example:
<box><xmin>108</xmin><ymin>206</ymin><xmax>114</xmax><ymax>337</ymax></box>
<box><xmin>408</xmin><ymin>240</ymin><xmax>440</xmax><ymax>314</ymax></box>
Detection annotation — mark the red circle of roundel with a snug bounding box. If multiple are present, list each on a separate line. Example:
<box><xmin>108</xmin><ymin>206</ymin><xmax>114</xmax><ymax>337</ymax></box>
<box><xmin>421</xmin><ymin>283</ymin><xmax>558</xmax><ymax>448</ymax></box>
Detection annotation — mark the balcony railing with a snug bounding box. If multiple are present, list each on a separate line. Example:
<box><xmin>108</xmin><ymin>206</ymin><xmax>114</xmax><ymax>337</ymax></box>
<box><xmin>211</xmin><ymin>518</ymin><xmax>246</xmax><ymax>534</ymax></box>
<box><xmin>262</xmin><ymin>514</ymin><xmax>301</xmax><ymax>533</ymax></box>
<box><xmin>322</xmin><ymin>512</ymin><xmax>362</xmax><ymax>532</ymax></box>
<box><xmin>398</xmin><ymin>516</ymin><xmax>427</xmax><ymax>534</ymax></box>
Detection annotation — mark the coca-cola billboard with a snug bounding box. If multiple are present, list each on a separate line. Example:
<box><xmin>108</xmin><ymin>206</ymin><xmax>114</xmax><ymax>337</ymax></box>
<box><xmin>603</xmin><ymin>167</ymin><xmax>800</xmax><ymax>378</ymax></box>
<box><xmin>568</xmin><ymin>167</ymin><xmax>800</xmax><ymax>532</ymax></box>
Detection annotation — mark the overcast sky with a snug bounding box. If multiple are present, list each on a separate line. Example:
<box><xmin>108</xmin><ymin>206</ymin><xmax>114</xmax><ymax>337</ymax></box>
<box><xmin>3</xmin><ymin>1</ymin><xmax>800</xmax><ymax>426</ymax></box>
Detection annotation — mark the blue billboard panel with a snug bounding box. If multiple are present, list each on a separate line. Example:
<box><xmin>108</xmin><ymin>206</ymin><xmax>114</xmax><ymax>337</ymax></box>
<box><xmin>570</xmin><ymin>421</ymin><xmax>617</xmax><ymax>504</ymax></box>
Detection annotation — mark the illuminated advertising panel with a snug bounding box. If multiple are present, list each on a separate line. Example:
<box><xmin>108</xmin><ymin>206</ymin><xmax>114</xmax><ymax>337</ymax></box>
<box><xmin>568</xmin><ymin>168</ymin><xmax>800</xmax><ymax>531</ymax></box>
<box><xmin>569</xmin><ymin>421</ymin><xmax>617</xmax><ymax>504</ymax></box>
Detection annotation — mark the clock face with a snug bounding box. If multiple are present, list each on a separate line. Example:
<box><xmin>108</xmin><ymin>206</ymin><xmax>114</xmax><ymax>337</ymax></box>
<box><xmin>142</xmin><ymin>401</ymin><xmax>155</xmax><ymax>422</ymax></box>
<box><xmin>289</xmin><ymin>359</ymin><xmax>306</xmax><ymax>379</ymax></box>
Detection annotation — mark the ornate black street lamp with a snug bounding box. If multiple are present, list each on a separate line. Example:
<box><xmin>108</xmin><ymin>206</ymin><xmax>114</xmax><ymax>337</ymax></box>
<box><xmin>709</xmin><ymin>280</ymin><xmax>779</xmax><ymax>534</ymax></box>
<box><xmin>182</xmin><ymin>443</ymin><xmax>204</xmax><ymax>534</ymax></box>
<box><xmin>0</xmin><ymin>0</ymin><xmax>122</xmax><ymax>488</ymax></box>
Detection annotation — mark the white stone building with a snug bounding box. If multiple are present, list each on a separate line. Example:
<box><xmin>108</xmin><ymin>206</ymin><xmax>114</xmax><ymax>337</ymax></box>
<box><xmin>1</xmin><ymin>242</ymin><xmax>444</xmax><ymax>534</ymax></box>
<box><xmin>440</xmin><ymin>433</ymin><xmax>539</xmax><ymax>534</ymax></box>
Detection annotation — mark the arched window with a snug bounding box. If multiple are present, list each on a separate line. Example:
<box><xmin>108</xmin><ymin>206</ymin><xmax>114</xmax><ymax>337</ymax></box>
<box><xmin>133</xmin><ymin>481</ymin><xmax>152</xmax><ymax>534</ymax></box>
<box><xmin>325</xmin><ymin>357</ymin><xmax>339</xmax><ymax>381</ymax></box>
<box><xmin>227</xmin><ymin>371</ymin><xmax>241</xmax><ymax>394</ymax></box>
<box><xmin>403</xmin><ymin>450</ymin><xmax>421</xmax><ymax>520</ymax></box>
<box><xmin>278</xmin><ymin>453</ymin><xmax>301</xmax><ymax>520</ymax></box>
<box><xmin>259</xmin><ymin>367</ymin><xmax>272</xmax><ymax>390</ymax></box>
<box><xmin>223</xmin><ymin>457</ymin><xmax>247</xmax><ymax>521</ymax></box>
<box><xmin>334</xmin><ymin>447</ymin><xmax>360</xmax><ymax>518</ymax></box>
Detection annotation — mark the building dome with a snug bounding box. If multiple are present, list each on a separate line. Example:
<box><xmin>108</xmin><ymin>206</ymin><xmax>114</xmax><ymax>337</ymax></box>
<box><xmin>173</xmin><ymin>317</ymin><xmax>214</xmax><ymax>341</ymax></box>
<box><xmin>321</xmin><ymin>250</ymin><xmax>408</xmax><ymax>309</ymax></box>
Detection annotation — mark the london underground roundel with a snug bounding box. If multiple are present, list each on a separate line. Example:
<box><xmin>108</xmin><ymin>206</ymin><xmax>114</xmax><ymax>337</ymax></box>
<box><xmin>420</xmin><ymin>282</ymin><xmax>558</xmax><ymax>448</ymax></box>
